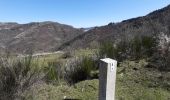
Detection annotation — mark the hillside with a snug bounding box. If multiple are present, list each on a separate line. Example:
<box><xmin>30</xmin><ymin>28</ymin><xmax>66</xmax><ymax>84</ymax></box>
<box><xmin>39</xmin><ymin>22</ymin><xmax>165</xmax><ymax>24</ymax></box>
<box><xmin>57</xmin><ymin>5</ymin><xmax>170</xmax><ymax>50</ymax></box>
<box><xmin>0</xmin><ymin>22</ymin><xmax>83</xmax><ymax>54</ymax></box>
<box><xmin>0</xmin><ymin>5</ymin><xmax>170</xmax><ymax>54</ymax></box>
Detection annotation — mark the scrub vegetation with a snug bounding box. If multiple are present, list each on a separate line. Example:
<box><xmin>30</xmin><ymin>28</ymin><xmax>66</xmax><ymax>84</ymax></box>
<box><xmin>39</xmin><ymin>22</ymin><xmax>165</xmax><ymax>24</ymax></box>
<box><xmin>0</xmin><ymin>34</ymin><xmax>170</xmax><ymax>100</ymax></box>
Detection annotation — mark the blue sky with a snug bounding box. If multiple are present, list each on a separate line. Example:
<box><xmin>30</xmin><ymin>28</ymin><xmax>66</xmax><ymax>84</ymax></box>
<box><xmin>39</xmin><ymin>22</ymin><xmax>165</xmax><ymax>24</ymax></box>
<box><xmin>0</xmin><ymin>0</ymin><xmax>170</xmax><ymax>28</ymax></box>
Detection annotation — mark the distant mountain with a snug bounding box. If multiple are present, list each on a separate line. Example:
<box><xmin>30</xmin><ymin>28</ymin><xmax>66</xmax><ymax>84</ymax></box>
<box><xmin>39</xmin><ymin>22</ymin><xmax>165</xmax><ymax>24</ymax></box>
<box><xmin>0</xmin><ymin>22</ymin><xmax>18</xmax><ymax>29</ymax></box>
<box><xmin>1</xmin><ymin>5</ymin><xmax>170</xmax><ymax>54</ymax></box>
<box><xmin>0</xmin><ymin>21</ymin><xmax>83</xmax><ymax>54</ymax></box>
<box><xmin>81</xmin><ymin>27</ymin><xmax>95</xmax><ymax>32</ymax></box>
<box><xmin>57</xmin><ymin>4</ymin><xmax>170</xmax><ymax>50</ymax></box>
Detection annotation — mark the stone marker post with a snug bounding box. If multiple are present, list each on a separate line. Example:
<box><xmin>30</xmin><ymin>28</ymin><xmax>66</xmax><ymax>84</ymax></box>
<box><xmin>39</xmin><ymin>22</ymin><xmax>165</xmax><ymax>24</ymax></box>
<box><xmin>99</xmin><ymin>58</ymin><xmax>117</xmax><ymax>100</ymax></box>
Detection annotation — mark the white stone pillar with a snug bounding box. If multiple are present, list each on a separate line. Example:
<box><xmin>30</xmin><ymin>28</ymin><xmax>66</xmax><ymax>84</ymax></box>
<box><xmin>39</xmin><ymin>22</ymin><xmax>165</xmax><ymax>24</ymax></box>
<box><xmin>99</xmin><ymin>58</ymin><xmax>117</xmax><ymax>100</ymax></box>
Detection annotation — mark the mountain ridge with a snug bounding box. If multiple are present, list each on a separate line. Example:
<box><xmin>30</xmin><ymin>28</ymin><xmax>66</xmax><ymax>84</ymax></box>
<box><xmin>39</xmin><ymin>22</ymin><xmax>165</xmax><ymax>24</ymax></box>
<box><xmin>0</xmin><ymin>21</ymin><xmax>83</xmax><ymax>54</ymax></box>
<box><xmin>57</xmin><ymin>4</ymin><xmax>170</xmax><ymax>50</ymax></box>
<box><xmin>0</xmin><ymin>4</ymin><xmax>170</xmax><ymax>54</ymax></box>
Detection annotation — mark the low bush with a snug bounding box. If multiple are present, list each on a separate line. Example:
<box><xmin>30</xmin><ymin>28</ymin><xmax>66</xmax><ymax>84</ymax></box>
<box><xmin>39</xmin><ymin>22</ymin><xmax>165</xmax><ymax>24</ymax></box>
<box><xmin>0</xmin><ymin>56</ymin><xmax>43</xmax><ymax>100</ymax></box>
<box><xmin>131</xmin><ymin>35</ymin><xmax>157</xmax><ymax>60</ymax></box>
<box><xmin>149</xmin><ymin>33</ymin><xmax>170</xmax><ymax>71</ymax></box>
<box><xmin>98</xmin><ymin>35</ymin><xmax>157</xmax><ymax>61</ymax></box>
<box><xmin>44</xmin><ymin>61</ymin><xmax>64</xmax><ymax>84</ymax></box>
<box><xmin>64</xmin><ymin>57</ymin><xmax>97</xmax><ymax>85</ymax></box>
<box><xmin>99</xmin><ymin>41</ymin><xmax>115</xmax><ymax>58</ymax></box>
<box><xmin>154</xmin><ymin>44</ymin><xmax>170</xmax><ymax>71</ymax></box>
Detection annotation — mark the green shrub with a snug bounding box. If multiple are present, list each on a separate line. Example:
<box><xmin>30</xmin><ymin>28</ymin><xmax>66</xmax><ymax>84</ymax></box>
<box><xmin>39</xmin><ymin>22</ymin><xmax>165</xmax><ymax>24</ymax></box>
<box><xmin>98</xmin><ymin>40</ymin><xmax>131</xmax><ymax>61</ymax></box>
<box><xmin>130</xmin><ymin>35</ymin><xmax>142</xmax><ymax>59</ymax></box>
<box><xmin>116</xmin><ymin>40</ymin><xmax>131</xmax><ymax>61</ymax></box>
<box><xmin>99</xmin><ymin>41</ymin><xmax>115</xmax><ymax>58</ymax></box>
<box><xmin>98</xmin><ymin>35</ymin><xmax>157</xmax><ymax>61</ymax></box>
<box><xmin>141</xmin><ymin>36</ymin><xmax>157</xmax><ymax>56</ymax></box>
<box><xmin>130</xmin><ymin>35</ymin><xmax>157</xmax><ymax>60</ymax></box>
<box><xmin>65</xmin><ymin>57</ymin><xmax>97</xmax><ymax>85</ymax></box>
<box><xmin>44</xmin><ymin>61</ymin><xmax>64</xmax><ymax>84</ymax></box>
<box><xmin>0</xmin><ymin>56</ymin><xmax>42</xmax><ymax>100</ymax></box>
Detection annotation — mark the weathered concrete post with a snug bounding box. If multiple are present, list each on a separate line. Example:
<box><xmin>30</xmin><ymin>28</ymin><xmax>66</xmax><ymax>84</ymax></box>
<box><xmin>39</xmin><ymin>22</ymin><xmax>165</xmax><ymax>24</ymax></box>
<box><xmin>99</xmin><ymin>58</ymin><xmax>117</xmax><ymax>100</ymax></box>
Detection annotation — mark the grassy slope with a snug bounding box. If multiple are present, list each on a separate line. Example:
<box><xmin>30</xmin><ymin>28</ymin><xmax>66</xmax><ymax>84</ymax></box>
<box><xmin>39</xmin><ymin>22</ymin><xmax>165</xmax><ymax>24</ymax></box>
<box><xmin>116</xmin><ymin>60</ymin><xmax>170</xmax><ymax>100</ymax></box>
<box><xmin>23</xmin><ymin>59</ymin><xmax>170</xmax><ymax>100</ymax></box>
